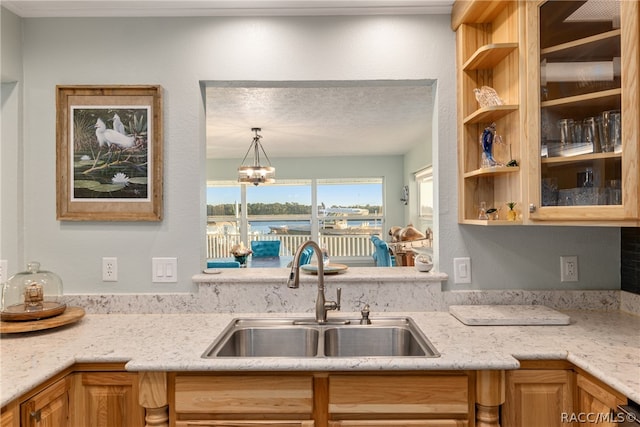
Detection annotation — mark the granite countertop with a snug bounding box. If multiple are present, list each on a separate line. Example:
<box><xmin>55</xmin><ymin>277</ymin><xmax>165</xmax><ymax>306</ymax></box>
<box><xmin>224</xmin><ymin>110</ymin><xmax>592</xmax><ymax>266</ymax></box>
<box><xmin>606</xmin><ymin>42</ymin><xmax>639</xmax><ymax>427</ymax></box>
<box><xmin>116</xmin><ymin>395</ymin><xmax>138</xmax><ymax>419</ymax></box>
<box><xmin>192</xmin><ymin>266</ymin><xmax>448</xmax><ymax>284</ymax></box>
<box><xmin>1</xmin><ymin>310</ymin><xmax>639</xmax><ymax>407</ymax></box>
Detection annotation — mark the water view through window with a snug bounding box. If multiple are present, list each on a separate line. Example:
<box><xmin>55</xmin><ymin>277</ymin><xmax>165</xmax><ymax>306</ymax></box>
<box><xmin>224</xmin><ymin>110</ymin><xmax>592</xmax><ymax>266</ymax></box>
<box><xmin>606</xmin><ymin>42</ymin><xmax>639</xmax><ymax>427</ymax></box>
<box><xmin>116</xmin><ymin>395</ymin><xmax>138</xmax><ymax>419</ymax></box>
<box><xmin>206</xmin><ymin>178</ymin><xmax>384</xmax><ymax>260</ymax></box>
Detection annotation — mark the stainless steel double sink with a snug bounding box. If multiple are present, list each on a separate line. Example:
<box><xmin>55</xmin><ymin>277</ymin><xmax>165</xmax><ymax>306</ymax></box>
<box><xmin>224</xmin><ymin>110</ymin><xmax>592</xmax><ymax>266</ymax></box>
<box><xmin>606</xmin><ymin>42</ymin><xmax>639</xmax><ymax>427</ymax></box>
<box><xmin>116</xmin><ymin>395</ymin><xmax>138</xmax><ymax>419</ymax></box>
<box><xmin>202</xmin><ymin>317</ymin><xmax>440</xmax><ymax>358</ymax></box>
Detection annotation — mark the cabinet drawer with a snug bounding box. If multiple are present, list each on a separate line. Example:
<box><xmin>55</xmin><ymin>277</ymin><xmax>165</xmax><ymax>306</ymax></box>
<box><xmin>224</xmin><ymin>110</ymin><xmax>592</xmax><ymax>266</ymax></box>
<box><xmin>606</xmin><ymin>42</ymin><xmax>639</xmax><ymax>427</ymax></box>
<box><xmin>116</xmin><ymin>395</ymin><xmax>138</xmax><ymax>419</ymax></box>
<box><xmin>176</xmin><ymin>421</ymin><xmax>315</xmax><ymax>427</ymax></box>
<box><xmin>174</xmin><ymin>375</ymin><xmax>313</xmax><ymax>415</ymax></box>
<box><xmin>328</xmin><ymin>375</ymin><xmax>469</xmax><ymax>415</ymax></box>
<box><xmin>329</xmin><ymin>421</ymin><xmax>468</xmax><ymax>426</ymax></box>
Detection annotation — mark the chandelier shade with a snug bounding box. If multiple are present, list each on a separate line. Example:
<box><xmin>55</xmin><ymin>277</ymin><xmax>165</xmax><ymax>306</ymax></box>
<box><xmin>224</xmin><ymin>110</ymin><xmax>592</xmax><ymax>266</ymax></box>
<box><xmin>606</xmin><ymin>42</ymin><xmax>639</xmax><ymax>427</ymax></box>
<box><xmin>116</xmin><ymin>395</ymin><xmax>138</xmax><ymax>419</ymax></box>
<box><xmin>238</xmin><ymin>127</ymin><xmax>275</xmax><ymax>186</ymax></box>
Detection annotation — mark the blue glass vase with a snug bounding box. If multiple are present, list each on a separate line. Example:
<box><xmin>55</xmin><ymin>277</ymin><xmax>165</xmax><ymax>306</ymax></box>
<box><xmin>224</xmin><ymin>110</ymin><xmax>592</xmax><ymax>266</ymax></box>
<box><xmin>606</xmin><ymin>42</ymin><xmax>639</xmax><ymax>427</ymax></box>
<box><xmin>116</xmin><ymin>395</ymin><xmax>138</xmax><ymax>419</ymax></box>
<box><xmin>234</xmin><ymin>255</ymin><xmax>248</xmax><ymax>266</ymax></box>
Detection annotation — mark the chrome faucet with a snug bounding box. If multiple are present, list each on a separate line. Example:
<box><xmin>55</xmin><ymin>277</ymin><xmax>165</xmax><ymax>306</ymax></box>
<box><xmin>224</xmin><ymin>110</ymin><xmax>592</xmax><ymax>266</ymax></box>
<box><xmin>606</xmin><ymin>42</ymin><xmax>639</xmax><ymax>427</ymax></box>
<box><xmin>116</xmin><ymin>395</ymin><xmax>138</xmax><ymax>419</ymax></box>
<box><xmin>287</xmin><ymin>240</ymin><xmax>341</xmax><ymax>323</ymax></box>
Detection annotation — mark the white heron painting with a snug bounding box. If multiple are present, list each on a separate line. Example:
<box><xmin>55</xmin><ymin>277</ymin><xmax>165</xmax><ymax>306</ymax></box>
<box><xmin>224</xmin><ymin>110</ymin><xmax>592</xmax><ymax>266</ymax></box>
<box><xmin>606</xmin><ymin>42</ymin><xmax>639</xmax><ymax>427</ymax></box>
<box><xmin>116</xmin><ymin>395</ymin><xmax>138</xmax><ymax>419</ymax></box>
<box><xmin>70</xmin><ymin>106</ymin><xmax>151</xmax><ymax>200</ymax></box>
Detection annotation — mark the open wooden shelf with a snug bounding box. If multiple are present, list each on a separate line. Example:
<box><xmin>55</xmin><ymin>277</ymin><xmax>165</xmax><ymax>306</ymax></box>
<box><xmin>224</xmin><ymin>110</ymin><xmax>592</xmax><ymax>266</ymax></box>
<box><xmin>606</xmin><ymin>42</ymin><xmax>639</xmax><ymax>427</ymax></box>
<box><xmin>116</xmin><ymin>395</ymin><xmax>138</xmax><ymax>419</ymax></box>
<box><xmin>460</xmin><ymin>219</ymin><xmax>523</xmax><ymax>226</ymax></box>
<box><xmin>455</xmin><ymin>0</ymin><xmax>522</xmax><ymax>227</ymax></box>
<box><xmin>463</xmin><ymin>43</ymin><xmax>519</xmax><ymax>71</ymax></box>
<box><xmin>463</xmin><ymin>104</ymin><xmax>519</xmax><ymax>125</ymax></box>
<box><xmin>463</xmin><ymin>165</ymin><xmax>520</xmax><ymax>178</ymax></box>
<box><xmin>451</xmin><ymin>0</ymin><xmax>510</xmax><ymax>30</ymax></box>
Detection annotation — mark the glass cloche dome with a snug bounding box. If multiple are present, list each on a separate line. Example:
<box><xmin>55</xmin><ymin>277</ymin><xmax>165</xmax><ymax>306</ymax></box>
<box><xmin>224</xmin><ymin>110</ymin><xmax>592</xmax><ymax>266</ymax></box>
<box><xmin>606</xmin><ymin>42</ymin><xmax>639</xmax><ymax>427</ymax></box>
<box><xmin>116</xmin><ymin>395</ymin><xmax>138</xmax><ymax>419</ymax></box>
<box><xmin>1</xmin><ymin>262</ymin><xmax>66</xmax><ymax>321</ymax></box>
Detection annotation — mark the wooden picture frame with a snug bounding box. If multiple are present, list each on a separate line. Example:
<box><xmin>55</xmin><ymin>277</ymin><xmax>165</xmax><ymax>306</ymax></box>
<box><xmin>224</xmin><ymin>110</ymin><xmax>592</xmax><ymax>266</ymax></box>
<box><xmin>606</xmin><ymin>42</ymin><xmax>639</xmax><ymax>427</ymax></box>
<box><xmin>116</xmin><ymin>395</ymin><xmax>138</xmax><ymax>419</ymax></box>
<box><xmin>56</xmin><ymin>85</ymin><xmax>163</xmax><ymax>221</ymax></box>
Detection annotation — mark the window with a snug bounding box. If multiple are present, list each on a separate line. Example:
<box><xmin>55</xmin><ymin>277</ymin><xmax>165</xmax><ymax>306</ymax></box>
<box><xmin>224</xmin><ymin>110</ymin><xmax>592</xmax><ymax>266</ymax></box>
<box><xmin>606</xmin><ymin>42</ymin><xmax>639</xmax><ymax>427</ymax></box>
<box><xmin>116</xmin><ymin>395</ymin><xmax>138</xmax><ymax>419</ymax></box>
<box><xmin>247</xmin><ymin>180</ymin><xmax>312</xmax><ymax>241</ymax></box>
<box><xmin>206</xmin><ymin>178</ymin><xmax>384</xmax><ymax>261</ymax></box>
<box><xmin>206</xmin><ymin>181</ymin><xmax>242</xmax><ymax>258</ymax></box>
<box><xmin>415</xmin><ymin>167</ymin><xmax>433</xmax><ymax>221</ymax></box>
<box><xmin>317</xmin><ymin>178</ymin><xmax>383</xmax><ymax>258</ymax></box>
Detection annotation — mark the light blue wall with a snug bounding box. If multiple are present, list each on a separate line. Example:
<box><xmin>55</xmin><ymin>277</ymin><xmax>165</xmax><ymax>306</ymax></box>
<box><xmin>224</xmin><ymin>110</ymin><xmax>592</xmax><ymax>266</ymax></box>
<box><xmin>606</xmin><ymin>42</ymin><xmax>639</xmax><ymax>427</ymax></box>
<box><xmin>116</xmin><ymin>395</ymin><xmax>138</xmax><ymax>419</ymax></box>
<box><xmin>1</xmin><ymin>7</ymin><xmax>24</xmax><ymax>276</ymax></box>
<box><xmin>0</xmin><ymin>7</ymin><xmax>22</xmax><ymax>82</ymax></box>
<box><xmin>0</xmin><ymin>10</ymin><xmax>621</xmax><ymax>296</ymax></box>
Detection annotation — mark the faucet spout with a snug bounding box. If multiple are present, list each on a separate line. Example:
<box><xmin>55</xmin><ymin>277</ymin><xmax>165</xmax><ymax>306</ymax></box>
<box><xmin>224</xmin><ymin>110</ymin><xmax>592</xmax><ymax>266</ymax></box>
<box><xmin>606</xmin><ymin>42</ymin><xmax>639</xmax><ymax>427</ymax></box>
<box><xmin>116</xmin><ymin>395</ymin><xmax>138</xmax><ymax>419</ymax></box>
<box><xmin>287</xmin><ymin>240</ymin><xmax>324</xmax><ymax>289</ymax></box>
<box><xmin>288</xmin><ymin>240</ymin><xmax>339</xmax><ymax>323</ymax></box>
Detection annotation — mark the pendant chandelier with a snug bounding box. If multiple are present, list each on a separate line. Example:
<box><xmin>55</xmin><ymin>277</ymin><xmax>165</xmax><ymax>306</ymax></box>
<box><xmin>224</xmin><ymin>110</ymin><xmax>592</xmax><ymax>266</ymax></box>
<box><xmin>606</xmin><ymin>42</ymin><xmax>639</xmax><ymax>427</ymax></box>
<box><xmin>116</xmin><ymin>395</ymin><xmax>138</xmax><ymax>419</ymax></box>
<box><xmin>237</xmin><ymin>127</ymin><xmax>275</xmax><ymax>186</ymax></box>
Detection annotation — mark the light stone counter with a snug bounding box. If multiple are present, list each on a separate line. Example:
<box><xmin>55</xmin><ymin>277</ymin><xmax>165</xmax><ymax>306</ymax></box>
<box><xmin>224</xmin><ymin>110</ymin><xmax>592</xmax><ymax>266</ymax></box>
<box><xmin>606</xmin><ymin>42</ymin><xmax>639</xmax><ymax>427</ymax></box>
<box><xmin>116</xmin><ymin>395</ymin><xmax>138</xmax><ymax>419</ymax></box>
<box><xmin>62</xmin><ymin>266</ymin><xmax>624</xmax><ymax>314</ymax></box>
<box><xmin>1</xmin><ymin>309</ymin><xmax>639</xmax><ymax>408</ymax></box>
<box><xmin>193</xmin><ymin>266</ymin><xmax>449</xmax><ymax>284</ymax></box>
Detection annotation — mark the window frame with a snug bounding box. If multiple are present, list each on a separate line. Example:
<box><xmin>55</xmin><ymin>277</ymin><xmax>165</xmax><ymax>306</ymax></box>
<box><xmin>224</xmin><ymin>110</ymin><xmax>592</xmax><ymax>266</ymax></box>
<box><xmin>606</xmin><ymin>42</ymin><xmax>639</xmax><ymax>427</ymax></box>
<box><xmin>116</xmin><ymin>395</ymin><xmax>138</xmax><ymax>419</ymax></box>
<box><xmin>206</xmin><ymin>178</ymin><xmax>385</xmax><ymax>261</ymax></box>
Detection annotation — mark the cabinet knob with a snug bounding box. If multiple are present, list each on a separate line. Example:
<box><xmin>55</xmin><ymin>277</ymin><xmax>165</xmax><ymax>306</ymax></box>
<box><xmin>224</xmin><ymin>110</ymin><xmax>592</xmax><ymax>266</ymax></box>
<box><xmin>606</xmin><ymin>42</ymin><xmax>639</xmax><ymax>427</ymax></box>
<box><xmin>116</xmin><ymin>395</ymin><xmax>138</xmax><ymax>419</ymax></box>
<box><xmin>529</xmin><ymin>204</ymin><xmax>536</xmax><ymax>213</ymax></box>
<box><xmin>30</xmin><ymin>409</ymin><xmax>42</xmax><ymax>422</ymax></box>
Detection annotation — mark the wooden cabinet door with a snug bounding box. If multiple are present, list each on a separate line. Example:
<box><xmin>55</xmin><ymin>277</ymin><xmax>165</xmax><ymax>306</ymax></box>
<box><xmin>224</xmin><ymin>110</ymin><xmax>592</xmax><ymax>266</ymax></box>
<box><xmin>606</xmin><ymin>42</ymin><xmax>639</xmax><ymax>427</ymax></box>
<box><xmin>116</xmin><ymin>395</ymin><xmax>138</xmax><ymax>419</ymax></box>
<box><xmin>1</xmin><ymin>401</ymin><xmax>20</xmax><ymax>427</ymax></box>
<box><xmin>20</xmin><ymin>377</ymin><xmax>70</xmax><ymax>427</ymax></box>
<box><xmin>576</xmin><ymin>373</ymin><xmax>627</xmax><ymax>426</ymax></box>
<box><xmin>525</xmin><ymin>0</ymin><xmax>640</xmax><ymax>224</ymax></box>
<box><xmin>70</xmin><ymin>371</ymin><xmax>144</xmax><ymax>427</ymax></box>
<box><xmin>502</xmin><ymin>369</ymin><xmax>574</xmax><ymax>427</ymax></box>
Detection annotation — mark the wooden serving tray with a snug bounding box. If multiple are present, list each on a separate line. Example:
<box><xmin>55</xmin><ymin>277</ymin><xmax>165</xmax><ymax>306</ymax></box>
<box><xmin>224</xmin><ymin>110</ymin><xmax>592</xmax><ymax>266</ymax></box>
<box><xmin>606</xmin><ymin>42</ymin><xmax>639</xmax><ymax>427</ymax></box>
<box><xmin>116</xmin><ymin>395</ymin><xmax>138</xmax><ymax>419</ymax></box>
<box><xmin>0</xmin><ymin>306</ymin><xmax>86</xmax><ymax>334</ymax></box>
<box><xmin>1</xmin><ymin>301</ymin><xmax>67</xmax><ymax>321</ymax></box>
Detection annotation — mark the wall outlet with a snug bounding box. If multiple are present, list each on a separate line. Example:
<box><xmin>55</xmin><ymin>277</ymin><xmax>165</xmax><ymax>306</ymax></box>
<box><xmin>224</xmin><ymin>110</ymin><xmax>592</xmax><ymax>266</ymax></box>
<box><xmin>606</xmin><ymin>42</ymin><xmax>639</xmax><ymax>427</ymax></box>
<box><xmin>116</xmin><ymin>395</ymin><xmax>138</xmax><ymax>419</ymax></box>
<box><xmin>152</xmin><ymin>257</ymin><xmax>178</xmax><ymax>283</ymax></box>
<box><xmin>453</xmin><ymin>257</ymin><xmax>471</xmax><ymax>284</ymax></box>
<box><xmin>560</xmin><ymin>255</ymin><xmax>578</xmax><ymax>282</ymax></box>
<box><xmin>102</xmin><ymin>257</ymin><xmax>118</xmax><ymax>282</ymax></box>
<box><xmin>0</xmin><ymin>260</ymin><xmax>8</xmax><ymax>284</ymax></box>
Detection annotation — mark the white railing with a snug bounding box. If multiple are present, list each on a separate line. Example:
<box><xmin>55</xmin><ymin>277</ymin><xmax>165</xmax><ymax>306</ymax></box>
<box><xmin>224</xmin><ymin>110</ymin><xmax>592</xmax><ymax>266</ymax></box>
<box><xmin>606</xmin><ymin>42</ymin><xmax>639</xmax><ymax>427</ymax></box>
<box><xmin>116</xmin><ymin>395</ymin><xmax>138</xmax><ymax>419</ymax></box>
<box><xmin>320</xmin><ymin>235</ymin><xmax>372</xmax><ymax>257</ymax></box>
<box><xmin>207</xmin><ymin>233</ymin><xmax>374</xmax><ymax>259</ymax></box>
<box><xmin>206</xmin><ymin>234</ymin><xmax>243</xmax><ymax>259</ymax></box>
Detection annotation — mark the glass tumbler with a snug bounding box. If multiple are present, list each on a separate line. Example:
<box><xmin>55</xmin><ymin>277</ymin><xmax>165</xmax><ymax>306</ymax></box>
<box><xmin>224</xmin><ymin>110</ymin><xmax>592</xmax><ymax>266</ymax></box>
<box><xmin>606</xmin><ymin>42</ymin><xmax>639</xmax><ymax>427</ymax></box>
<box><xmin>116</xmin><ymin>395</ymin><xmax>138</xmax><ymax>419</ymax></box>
<box><xmin>599</xmin><ymin>110</ymin><xmax>621</xmax><ymax>152</ymax></box>
<box><xmin>583</xmin><ymin>117</ymin><xmax>599</xmax><ymax>151</ymax></box>
<box><xmin>609</xmin><ymin>110</ymin><xmax>621</xmax><ymax>152</ymax></box>
<box><xmin>557</xmin><ymin>119</ymin><xmax>574</xmax><ymax>145</ymax></box>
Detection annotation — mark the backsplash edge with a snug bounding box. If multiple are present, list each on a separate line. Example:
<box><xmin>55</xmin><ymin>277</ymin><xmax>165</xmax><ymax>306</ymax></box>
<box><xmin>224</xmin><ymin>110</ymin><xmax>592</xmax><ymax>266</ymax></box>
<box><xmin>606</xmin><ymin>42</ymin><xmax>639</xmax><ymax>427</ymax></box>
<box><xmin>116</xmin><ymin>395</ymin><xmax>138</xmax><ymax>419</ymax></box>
<box><xmin>62</xmin><ymin>287</ymin><xmax>626</xmax><ymax>315</ymax></box>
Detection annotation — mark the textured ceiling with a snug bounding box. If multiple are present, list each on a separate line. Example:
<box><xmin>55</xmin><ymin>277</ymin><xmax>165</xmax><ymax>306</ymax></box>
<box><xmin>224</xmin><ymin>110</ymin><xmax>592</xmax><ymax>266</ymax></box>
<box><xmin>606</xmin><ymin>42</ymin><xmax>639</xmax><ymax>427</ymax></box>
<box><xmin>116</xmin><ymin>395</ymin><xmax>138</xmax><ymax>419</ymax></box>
<box><xmin>205</xmin><ymin>81</ymin><xmax>435</xmax><ymax>159</ymax></box>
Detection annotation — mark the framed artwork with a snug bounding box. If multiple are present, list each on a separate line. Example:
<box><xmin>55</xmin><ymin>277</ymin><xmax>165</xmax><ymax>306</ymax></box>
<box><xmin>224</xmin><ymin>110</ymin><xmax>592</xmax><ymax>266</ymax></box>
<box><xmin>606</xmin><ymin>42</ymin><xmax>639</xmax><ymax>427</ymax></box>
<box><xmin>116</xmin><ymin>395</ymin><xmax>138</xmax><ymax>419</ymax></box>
<box><xmin>56</xmin><ymin>85</ymin><xmax>163</xmax><ymax>221</ymax></box>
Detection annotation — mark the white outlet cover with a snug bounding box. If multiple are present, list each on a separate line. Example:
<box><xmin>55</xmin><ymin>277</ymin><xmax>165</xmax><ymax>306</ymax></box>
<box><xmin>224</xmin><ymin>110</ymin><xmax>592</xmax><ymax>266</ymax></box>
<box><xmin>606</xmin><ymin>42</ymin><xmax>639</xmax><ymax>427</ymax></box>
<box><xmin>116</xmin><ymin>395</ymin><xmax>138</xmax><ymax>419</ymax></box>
<box><xmin>102</xmin><ymin>257</ymin><xmax>117</xmax><ymax>282</ymax></box>
<box><xmin>560</xmin><ymin>255</ymin><xmax>578</xmax><ymax>282</ymax></box>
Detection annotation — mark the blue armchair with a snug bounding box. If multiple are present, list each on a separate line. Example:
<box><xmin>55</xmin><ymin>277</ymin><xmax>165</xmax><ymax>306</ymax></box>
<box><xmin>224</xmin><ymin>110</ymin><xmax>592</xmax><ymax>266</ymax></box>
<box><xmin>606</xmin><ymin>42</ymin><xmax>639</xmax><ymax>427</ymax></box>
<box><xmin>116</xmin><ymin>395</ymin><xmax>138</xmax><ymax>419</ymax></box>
<box><xmin>298</xmin><ymin>246</ymin><xmax>314</xmax><ymax>266</ymax></box>
<box><xmin>251</xmin><ymin>240</ymin><xmax>281</xmax><ymax>257</ymax></box>
<box><xmin>370</xmin><ymin>235</ymin><xmax>392</xmax><ymax>267</ymax></box>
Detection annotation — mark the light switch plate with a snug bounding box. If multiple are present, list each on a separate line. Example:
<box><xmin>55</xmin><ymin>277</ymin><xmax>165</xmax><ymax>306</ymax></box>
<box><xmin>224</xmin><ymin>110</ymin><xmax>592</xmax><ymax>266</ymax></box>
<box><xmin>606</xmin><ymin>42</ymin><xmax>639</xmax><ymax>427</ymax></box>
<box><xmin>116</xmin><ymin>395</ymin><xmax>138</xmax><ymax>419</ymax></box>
<box><xmin>152</xmin><ymin>257</ymin><xmax>178</xmax><ymax>283</ymax></box>
<box><xmin>453</xmin><ymin>257</ymin><xmax>471</xmax><ymax>284</ymax></box>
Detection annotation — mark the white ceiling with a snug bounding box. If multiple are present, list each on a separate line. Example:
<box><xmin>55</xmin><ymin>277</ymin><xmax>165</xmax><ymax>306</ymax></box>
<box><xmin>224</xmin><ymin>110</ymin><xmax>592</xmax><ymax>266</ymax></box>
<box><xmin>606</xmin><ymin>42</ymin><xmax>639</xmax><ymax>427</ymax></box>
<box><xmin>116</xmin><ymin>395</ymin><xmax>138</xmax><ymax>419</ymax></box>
<box><xmin>3</xmin><ymin>1</ymin><xmax>447</xmax><ymax>160</ymax></box>
<box><xmin>205</xmin><ymin>81</ymin><xmax>435</xmax><ymax>159</ymax></box>
<box><xmin>2</xmin><ymin>0</ymin><xmax>453</xmax><ymax>18</ymax></box>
